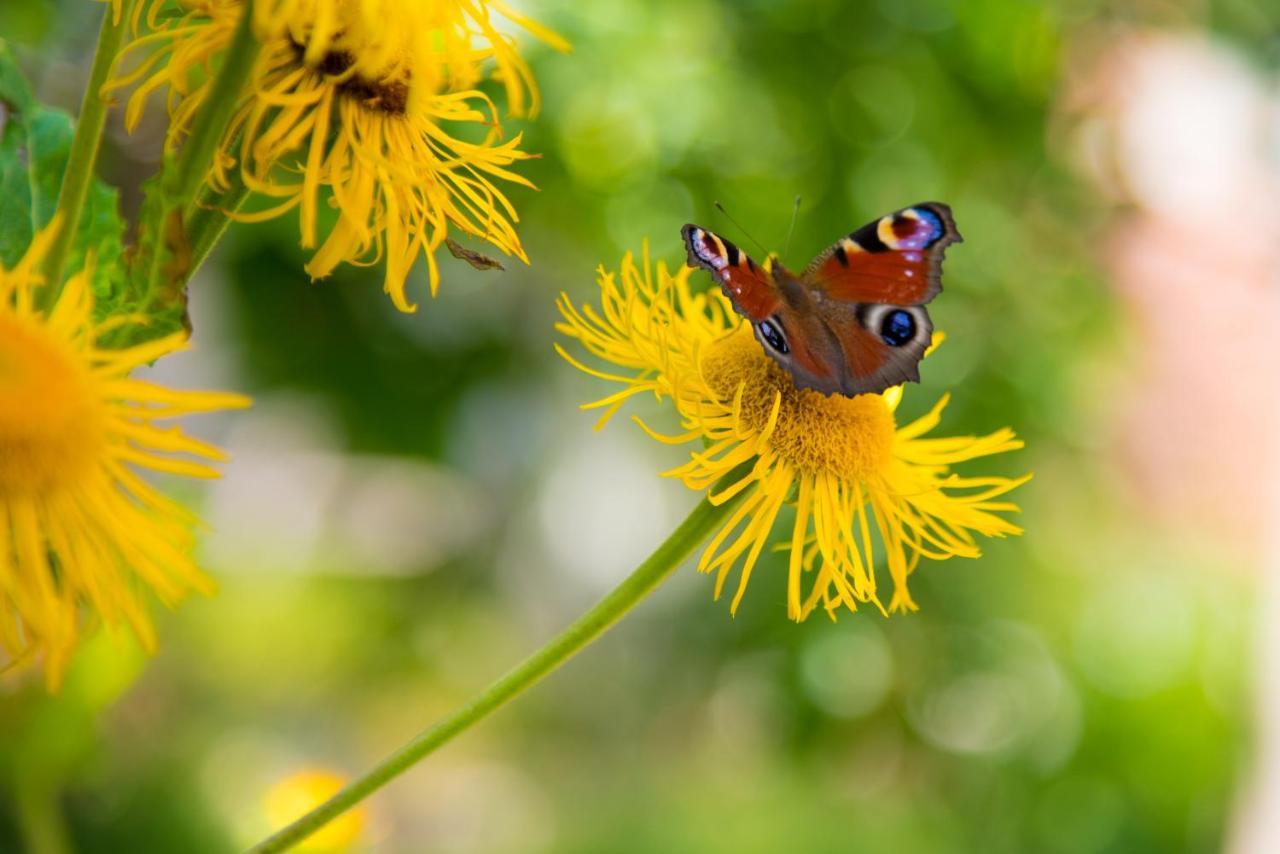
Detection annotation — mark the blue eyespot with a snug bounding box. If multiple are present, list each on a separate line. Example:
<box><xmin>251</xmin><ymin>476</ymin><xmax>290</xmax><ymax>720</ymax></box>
<box><xmin>880</xmin><ymin>309</ymin><xmax>915</xmax><ymax>346</ymax></box>
<box><xmin>895</xmin><ymin>207</ymin><xmax>945</xmax><ymax>250</ymax></box>
<box><xmin>759</xmin><ymin>319</ymin><xmax>789</xmax><ymax>354</ymax></box>
<box><xmin>915</xmin><ymin>208</ymin><xmax>943</xmax><ymax>244</ymax></box>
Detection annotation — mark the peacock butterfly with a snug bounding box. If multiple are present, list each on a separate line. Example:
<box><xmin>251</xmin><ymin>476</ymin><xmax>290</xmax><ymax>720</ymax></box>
<box><xmin>682</xmin><ymin>202</ymin><xmax>961</xmax><ymax>397</ymax></box>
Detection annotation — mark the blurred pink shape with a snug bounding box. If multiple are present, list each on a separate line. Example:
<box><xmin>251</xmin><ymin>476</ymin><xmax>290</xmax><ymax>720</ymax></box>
<box><xmin>1065</xmin><ymin>32</ymin><xmax>1280</xmax><ymax>558</ymax></box>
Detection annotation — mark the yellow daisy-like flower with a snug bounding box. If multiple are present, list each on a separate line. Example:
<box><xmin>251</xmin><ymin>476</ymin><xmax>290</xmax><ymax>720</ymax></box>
<box><xmin>556</xmin><ymin>245</ymin><xmax>1031</xmax><ymax>619</ymax></box>
<box><xmin>0</xmin><ymin>222</ymin><xmax>249</xmax><ymax>688</ymax></box>
<box><xmin>114</xmin><ymin>0</ymin><xmax>568</xmax><ymax>311</ymax></box>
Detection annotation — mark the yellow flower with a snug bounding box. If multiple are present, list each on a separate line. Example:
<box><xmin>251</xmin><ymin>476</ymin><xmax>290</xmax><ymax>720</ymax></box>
<box><xmin>264</xmin><ymin>769</ymin><xmax>366</xmax><ymax>852</ymax></box>
<box><xmin>556</xmin><ymin>245</ymin><xmax>1031</xmax><ymax>620</ymax></box>
<box><xmin>114</xmin><ymin>0</ymin><xmax>568</xmax><ymax>311</ymax></box>
<box><xmin>0</xmin><ymin>222</ymin><xmax>249</xmax><ymax>688</ymax></box>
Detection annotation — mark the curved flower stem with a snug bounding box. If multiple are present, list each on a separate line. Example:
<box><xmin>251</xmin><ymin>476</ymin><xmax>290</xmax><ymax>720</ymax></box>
<box><xmin>41</xmin><ymin>0</ymin><xmax>136</xmax><ymax>296</ymax></box>
<box><xmin>246</xmin><ymin>492</ymin><xmax>745</xmax><ymax>854</ymax></box>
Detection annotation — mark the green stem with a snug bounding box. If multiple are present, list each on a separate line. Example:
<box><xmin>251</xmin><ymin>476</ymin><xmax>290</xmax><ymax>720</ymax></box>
<box><xmin>128</xmin><ymin>1</ymin><xmax>256</xmax><ymax>325</ymax></box>
<box><xmin>40</xmin><ymin>0</ymin><xmax>135</xmax><ymax>298</ymax></box>
<box><xmin>247</xmin><ymin>493</ymin><xmax>743</xmax><ymax>854</ymax></box>
<box><xmin>14</xmin><ymin>783</ymin><xmax>70</xmax><ymax>854</ymax></box>
<box><xmin>168</xmin><ymin>0</ymin><xmax>258</xmax><ymax>206</ymax></box>
<box><xmin>186</xmin><ymin>173</ymin><xmax>249</xmax><ymax>279</ymax></box>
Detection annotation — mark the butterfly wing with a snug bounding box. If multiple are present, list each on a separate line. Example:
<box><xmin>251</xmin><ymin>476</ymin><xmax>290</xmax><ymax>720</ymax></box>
<box><xmin>681</xmin><ymin>224</ymin><xmax>780</xmax><ymax>320</ymax></box>
<box><xmin>795</xmin><ymin>202</ymin><xmax>961</xmax><ymax>396</ymax></box>
<box><xmin>803</xmin><ymin>202</ymin><xmax>960</xmax><ymax>304</ymax></box>
<box><xmin>682</xmin><ymin>224</ymin><xmax>845</xmax><ymax>392</ymax></box>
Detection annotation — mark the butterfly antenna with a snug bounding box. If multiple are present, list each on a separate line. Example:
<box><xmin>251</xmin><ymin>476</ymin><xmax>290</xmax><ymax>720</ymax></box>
<box><xmin>713</xmin><ymin>201</ymin><xmax>768</xmax><ymax>257</ymax></box>
<box><xmin>782</xmin><ymin>195</ymin><xmax>801</xmax><ymax>258</ymax></box>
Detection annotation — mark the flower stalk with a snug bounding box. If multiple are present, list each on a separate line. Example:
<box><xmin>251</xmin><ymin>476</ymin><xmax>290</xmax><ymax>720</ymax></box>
<box><xmin>14</xmin><ymin>782</ymin><xmax>70</xmax><ymax>854</ymax></box>
<box><xmin>133</xmin><ymin>0</ymin><xmax>257</xmax><ymax>310</ymax></box>
<box><xmin>186</xmin><ymin>171</ymin><xmax>250</xmax><ymax>279</ymax></box>
<box><xmin>40</xmin><ymin>0</ymin><xmax>136</xmax><ymax>298</ymax></box>
<box><xmin>247</xmin><ymin>490</ymin><xmax>747</xmax><ymax>853</ymax></box>
<box><xmin>168</xmin><ymin>0</ymin><xmax>259</xmax><ymax>209</ymax></box>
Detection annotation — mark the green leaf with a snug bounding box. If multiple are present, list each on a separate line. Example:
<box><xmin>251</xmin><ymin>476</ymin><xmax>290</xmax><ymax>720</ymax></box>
<box><xmin>0</xmin><ymin>111</ymin><xmax>31</xmax><ymax>263</ymax></box>
<box><xmin>0</xmin><ymin>39</ymin><xmax>34</xmax><ymax>115</ymax></box>
<box><xmin>0</xmin><ymin>40</ymin><xmax>127</xmax><ymax>322</ymax></box>
<box><xmin>114</xmin><ymin>161</ymin><xmax>192</xmax><ymax>345</ymax></box>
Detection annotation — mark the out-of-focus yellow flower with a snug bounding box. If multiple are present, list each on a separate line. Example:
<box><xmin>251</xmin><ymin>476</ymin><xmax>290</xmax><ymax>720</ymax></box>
<box><xmin>112</xmin><ymin>0</ymin><xmax>567</xmax><ymax>311</ymax></box>
<box><xmin>556</xmin><ymin>245</ymin><xmax>1031</xmax><ymax>619</ymax></box>
<box><xmin>0</xmin><ymin>222</ymin><xmax>248</xmax><ymax>688</ymax></box>
<box><xmin>264</xmin><ymin>769</ymin><xmax>366</xmax><ymax>852</ymax></box>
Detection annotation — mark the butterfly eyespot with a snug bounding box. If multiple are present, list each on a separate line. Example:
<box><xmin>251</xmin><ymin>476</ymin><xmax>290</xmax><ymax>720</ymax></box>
<box><xmin>880</xmin><ymin>309</ymin><xmax>916</xmax><ymax>347</ymax></box>
<box><xmin>758</xmin><ymin>319</ymin><xmax>789</xmax><ymax>354</ymax></box>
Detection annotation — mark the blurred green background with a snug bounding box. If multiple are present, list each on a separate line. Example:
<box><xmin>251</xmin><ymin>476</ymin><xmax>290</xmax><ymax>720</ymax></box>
<box><xmin>2</xmin><ymin>0</ymin><xmax>1277</xmax><ymax>851</ymax></box>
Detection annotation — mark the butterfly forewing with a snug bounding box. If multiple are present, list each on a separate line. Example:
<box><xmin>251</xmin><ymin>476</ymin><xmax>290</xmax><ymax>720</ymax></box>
<box><xmin>803</xmin><ymin>202</ymin><xmax>960</xmax><ymax>305</ymax></box>
<box><xmin>681</xmin><ymin>224</ymin><xmax>780</xmax><ymax>321</ymax></box>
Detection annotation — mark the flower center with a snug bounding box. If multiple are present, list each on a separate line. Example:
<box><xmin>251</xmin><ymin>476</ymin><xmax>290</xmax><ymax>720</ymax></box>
<box><xmin>0</xmin><ymin>314</ymin><xmax>103</xmax><ymax>497</ymax></box>
<box><xmin>699</xmin><ymin>327</ymin><xmax>895</xmax><ymax>480</ymax></box>
<box><xmin>294</xmin><ymin>41</ymin><xmax>410</xmax><ymax>115</ymax></box>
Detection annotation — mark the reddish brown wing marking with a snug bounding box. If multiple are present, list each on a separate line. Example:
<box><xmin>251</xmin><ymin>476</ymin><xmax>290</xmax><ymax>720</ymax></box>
<box><xmin>681</xmin><ymin>224</ymin><xmax>780</xmax><ymax>321</ymax></box>
<box><xmin>833</xmin><ymin>323</ymin><xmax>890</xmax><ymax>383</ymax></box>
<box><xmin>782</xmin><ymin>319</ymin><xmax>842</xmax><ymax>385</ymax></box>
<box><xmin>802</xmin><ymin>202</ymin><xmax>961</xmax><ymax>305</ymax></box>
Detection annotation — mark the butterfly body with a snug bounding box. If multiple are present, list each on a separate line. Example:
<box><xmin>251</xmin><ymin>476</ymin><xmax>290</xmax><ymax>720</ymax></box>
<box><xmin>682</xmin><ymin>202</ymin><xmax>960</xmax><ymax>397</ymax></box>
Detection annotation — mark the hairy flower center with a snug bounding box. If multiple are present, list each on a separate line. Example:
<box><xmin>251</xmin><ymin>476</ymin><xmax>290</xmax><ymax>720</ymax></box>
<box><xmin>699</xmin><ymin>328</ymin><xmax>895</xmax><ymax>479</ymax></box>
<box><xmin>294</xmin><ymin>41</ymin><xmax>410</xmax><ymax>115</ymax></box>
<box><xmin>0</xmin><ymin>315</ymin><xmax>103</xmax><ymax>496</ymax></box>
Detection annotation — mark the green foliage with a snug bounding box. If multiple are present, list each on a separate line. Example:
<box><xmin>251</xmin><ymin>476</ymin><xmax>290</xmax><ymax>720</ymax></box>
<box><xmin>0</xmin><ymin>38</ymin><xmax>190</xmax><ymax>344</ymax></box>
<box><xmin>0</xmin><ymin>40</ymin><xmax>125</xmax><ymax>315</ymax></box>
<box><xmin>113</xmin><ymin>159</ymin><xmax>194</xmax><ymax>344</ymax></box>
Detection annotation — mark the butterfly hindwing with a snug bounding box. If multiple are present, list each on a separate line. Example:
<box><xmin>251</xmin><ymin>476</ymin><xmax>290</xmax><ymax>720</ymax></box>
<box><xmin>830</xmin><ymin>303</ymin><xmax>934</xmax><ymax>394</ymax></box>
